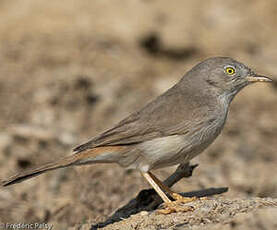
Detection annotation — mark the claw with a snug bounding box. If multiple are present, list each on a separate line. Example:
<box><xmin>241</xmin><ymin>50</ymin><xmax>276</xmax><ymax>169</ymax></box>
<box><xmin>170</xmin><ymin>193</ymin><xmax>197</xmax><ymax>203</ymax></box>
<box><xmin>158</xmin><ymin>201</ymin><xmax>194</xmax><ymax>214</ymax></box>
<box><xmin>157</xmin><ymin>193</ymin><xmax>199</xmax><ymax>214</ymax></box>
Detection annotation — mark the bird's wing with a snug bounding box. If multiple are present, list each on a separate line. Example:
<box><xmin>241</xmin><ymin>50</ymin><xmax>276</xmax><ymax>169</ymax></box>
<box><xmin>73</xmin><ymin>85</ymin><xmax>213</xmax><ymax>153</ymax></box>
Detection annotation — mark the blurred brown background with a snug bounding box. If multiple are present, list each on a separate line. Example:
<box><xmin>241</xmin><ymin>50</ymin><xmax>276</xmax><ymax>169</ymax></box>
<box><xmin>0</xmin><ymin>0</ymin><xmax>276</xmax><ymax>229</ymax></box>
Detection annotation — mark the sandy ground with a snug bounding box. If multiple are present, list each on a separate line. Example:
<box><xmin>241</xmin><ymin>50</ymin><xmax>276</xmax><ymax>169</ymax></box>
<box><xmin>0</xmin><ymin>1</ymin><xmax>276</xmax><ymax>229</ymax></box>
<box><xmin>89</xmin><ymin>198</ymin><xmax>277</xmax><ymax>230</ymax></box>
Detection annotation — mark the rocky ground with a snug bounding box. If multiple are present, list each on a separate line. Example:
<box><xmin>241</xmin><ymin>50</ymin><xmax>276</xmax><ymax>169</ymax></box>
<box><xmin>88</xmin><ymin>198</ymin><xmax>277</xmax><ymax>230</ymax></box>
<box><xmin>0</xmin><ymin>1</ymin><xmax>276</xmax><ymax>229</ymax></box>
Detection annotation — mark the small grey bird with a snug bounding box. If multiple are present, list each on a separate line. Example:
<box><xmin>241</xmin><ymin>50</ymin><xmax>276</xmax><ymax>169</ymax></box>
<box><xmin>2</xmin><ymin>57</ymin><xmax>272</xmax><ymax>212</ymax></box>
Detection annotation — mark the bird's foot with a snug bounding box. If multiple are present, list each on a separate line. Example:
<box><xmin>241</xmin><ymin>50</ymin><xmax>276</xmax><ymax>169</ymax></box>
<box><xmin>158</xmin><ymin>201</ymin><xmax>194</xmax><ymax>214</ymax></box>
<box><xmin>157</xmin><ymin>193</ymin><xmax>199</xmax><ymax>214</ymax></box>
<box><xmin>171</xmin><ymin>192</ymin><xmax>197</xmax><ymax>203</ymax></box>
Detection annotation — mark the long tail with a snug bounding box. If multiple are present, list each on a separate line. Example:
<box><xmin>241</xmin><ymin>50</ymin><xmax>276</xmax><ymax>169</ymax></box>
<box><xmin>2</xmin><ymin>146</ymin><xmax>124</xmax><ymax>186</ymax></box>
<box><xmin>2</xmin><ymin>154</ymin><xmax>82</xmax><ymax>186</ymax></box>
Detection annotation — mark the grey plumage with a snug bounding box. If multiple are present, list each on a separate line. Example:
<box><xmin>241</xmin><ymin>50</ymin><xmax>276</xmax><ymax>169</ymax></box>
<box><xmin>75</xmin><ymin>57</ymin><xmax>233</xmax><ymax>152</ymax></box>
<box><xmin>72</xmin><ymin>57</ymin><xmax>254</xmax><ymax>171</ymax></box>
<box><xmin>2</xmin><ymin>57</ymin><xmax>272</xmax><ymax>190</ymax></box>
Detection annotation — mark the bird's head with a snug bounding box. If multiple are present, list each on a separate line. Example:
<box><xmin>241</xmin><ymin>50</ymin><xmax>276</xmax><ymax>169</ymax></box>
<box><xmin>191</xmin><ymin>57</ymin><xmax>272</xmax><ymax>99</ymax></box>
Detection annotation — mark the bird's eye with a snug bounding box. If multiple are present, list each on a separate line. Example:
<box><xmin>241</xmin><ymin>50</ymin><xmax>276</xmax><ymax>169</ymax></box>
<box><xmin>225</xmin><ymin>66</ymin><xmax>236</xmax><ymax>75</ymax></box>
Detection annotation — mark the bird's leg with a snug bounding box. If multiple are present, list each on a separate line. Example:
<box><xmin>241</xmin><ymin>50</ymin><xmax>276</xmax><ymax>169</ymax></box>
<box><xmin>141</xmin><ymin>172</ymin><xmax>171</xmax><ymax>203</ymax></box>
<box><xmin>142</xmin><ymin>171</ymin><xmax>195</xmax><ymax>214</ymax></box>
<box><xmin>148</xmin><ymin>171</ymin><xmax>197</xmax><ymax>203</ymax></box>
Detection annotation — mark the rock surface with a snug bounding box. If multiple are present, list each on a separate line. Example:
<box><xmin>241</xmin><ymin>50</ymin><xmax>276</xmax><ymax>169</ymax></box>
<box><xmin>88</xmin><ymin>198</ymin><xmax>277</xmax><ymax>230</ymax></box>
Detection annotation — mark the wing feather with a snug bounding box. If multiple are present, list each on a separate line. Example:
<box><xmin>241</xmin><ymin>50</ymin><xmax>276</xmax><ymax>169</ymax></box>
<box><xmin>74</xmin><ymin>84</ymin><xmax>214</xmax><ymax>153</ymax></box>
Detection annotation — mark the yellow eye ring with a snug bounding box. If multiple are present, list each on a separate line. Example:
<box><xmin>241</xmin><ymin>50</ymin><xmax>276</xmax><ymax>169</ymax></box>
<box><xmin>225</xmin><ymin>67</ymin><xmax>236</xmax><ymax>75</ymax></box>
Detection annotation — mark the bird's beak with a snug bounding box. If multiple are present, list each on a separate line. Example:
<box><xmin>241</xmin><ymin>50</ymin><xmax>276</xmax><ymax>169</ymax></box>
<box><xmin>246</xmin><ymin>73</ymin><xmax>272</xmax><ymax>83</ymax></box>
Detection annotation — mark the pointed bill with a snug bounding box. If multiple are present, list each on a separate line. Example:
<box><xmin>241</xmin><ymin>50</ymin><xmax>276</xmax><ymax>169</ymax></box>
<box><xmin>246</xmin><ymin>73</ymin><xmax>273</xmax><ymax>83</ymax></box>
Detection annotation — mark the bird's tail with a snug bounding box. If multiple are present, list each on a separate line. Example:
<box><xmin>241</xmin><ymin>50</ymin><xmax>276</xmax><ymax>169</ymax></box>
<box><xmin>1</xmin><ymin>146</ymin><xmax>124</xmax><ymax>186</ymax></box>
<box><xmin>2</xmin><ymin>154</ymin><xmax>82</xmax><ymax>186</ymax></box>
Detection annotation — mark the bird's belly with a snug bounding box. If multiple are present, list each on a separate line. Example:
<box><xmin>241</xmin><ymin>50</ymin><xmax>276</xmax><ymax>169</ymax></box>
<box><xmin>135</xmin><ymin>121</ymin><xmax>224</xmax><ymax>171</ymax></box>
<box><xmin>137</xmin><ymin>135</ymin><xmax>187</xmax><ymax>170</ymax></box>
